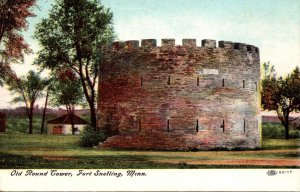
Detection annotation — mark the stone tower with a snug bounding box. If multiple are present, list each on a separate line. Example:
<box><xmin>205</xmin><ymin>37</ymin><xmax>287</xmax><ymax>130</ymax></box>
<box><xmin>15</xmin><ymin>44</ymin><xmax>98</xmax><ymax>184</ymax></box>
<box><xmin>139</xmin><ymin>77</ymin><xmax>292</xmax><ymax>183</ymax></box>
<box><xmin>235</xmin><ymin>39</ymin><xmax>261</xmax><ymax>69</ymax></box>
<box><xmin>97</xmin><ymin>38</ymin><xmax>261</xmax><ymax>150</ymax></box>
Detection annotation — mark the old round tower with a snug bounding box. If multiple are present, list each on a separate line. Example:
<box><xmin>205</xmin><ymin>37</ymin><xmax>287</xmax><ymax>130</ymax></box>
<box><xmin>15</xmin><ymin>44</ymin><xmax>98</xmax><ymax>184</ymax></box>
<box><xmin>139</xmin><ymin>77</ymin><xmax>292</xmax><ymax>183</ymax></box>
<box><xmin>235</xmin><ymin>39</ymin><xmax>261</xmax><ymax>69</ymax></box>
<box><xmin>97</xmin><ymin>38</ymin><xmax>261</xmax><ymax>150</ymax></box>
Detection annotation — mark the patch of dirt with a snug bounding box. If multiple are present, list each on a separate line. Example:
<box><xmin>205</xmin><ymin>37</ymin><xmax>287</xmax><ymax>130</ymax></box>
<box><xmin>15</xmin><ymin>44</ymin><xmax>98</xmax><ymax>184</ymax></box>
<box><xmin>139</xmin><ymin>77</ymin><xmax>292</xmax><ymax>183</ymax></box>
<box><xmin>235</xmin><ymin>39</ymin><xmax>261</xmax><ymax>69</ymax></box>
<box><xmin>157</xmin><ymin>159</ymin><xmax>300</xmax><ymax>166</ymax></box>
<box><xmin>15</xmin><ymin>147</ymin><xmax>62</xmax><ymax>151</ymax></box>
<box><xmin>42</xmin><ymin>156</ymin><xmax>75</xmax><ymax>161</ymax></box>
<box><xmin>232</xmin><ymin>149</ymin><xmax>300</xmax><ymax>154</ymax></box>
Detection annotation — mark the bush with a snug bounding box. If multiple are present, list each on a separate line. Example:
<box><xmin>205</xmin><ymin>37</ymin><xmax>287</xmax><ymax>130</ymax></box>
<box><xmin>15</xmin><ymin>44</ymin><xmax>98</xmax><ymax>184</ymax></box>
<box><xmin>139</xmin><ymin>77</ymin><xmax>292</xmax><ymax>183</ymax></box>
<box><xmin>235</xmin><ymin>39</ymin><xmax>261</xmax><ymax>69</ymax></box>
<box><xmin>262</xmin><ymin>123</ymin><xmax>284</xmax><ymax>139</ymax></box>
<box><xmin>5</xmin><ymin>115</ymin><xmax>48</xmax><ymax>133</ymax></box>
<box><xmin>6</xmin><ymin>116</ymin><xmax>28</xmax><ymax>133</ymax></box>
<box><xmin>262</xmin><ymin>122</ymin><xmax>300</xmax><ymax>139</ymax></box>
<box><xmin>80</xmin><ymin>125</ymin><xmax>108</xmax><ymax>147</ymax></box>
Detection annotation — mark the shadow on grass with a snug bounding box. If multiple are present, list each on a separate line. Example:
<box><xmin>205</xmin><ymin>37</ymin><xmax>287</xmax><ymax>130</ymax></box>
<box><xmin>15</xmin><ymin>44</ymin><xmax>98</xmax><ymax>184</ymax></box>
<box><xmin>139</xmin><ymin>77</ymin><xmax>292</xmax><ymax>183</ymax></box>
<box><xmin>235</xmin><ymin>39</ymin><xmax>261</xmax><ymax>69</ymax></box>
<box><xmin>1</xmin><ymin>152</ymin><xmax>299</xmax><ymax>169</ymax></box>
<box><xmin>270</xmin><ymin>152</ymin><xmax>300</xmax><ymax>158</ymax></box>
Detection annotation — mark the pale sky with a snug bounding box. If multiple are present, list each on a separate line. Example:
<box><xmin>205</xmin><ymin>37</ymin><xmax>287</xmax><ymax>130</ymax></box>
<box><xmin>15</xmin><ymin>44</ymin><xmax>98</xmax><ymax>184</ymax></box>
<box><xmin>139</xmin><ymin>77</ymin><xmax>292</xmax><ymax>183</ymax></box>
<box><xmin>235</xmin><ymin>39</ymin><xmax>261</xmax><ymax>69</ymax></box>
<box><xmin>0</xmin><ymin>0</ymin><xmax>299</xmax><ymax>108</ymax></box>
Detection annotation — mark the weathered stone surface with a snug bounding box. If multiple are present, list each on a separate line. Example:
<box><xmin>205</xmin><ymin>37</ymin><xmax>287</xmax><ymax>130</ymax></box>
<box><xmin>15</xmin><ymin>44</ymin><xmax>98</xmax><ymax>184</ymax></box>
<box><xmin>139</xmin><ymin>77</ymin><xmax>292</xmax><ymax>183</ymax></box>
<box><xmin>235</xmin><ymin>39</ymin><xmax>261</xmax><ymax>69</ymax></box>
<box><xmin>111</xmin><ymin>41</ymin><xmax>125</xmax><ymax>50</ymax></box>
<box><xmin>218</xmin><ymin>41</ymin><xmax>233</xmax><ymax>49</ymax></box>
<box><xmin>234</xmin><ymin>43</ymin><xmax>247</xmax><ymax>51</ymax></box>
<box><xmin>162</xmin><ymin>39</ymin><xmax>175</xmax><ymax>46</ymax></box>
<box><xmin>125</xmin><ymin>40</ymin><xmax>139</xmax><ymax>49</ymax></box>
<box><xmin>182</xmin><ymin>39</ymin><xmax>196</xmax><ymax>47</ymax></box>
<box><xmin>141</xmin><ymin>39</ymin><xmax>157</xmax><ymax>47</ymax></box>
<box><xmin>97</xmin><ymin>39</ymin><xmax>261</xmax><ymax>150</ymax></box>
<box><xmin>201</xmin><ymin>39</ymin><xmax>216</xmax><ymax>48</ymax></box>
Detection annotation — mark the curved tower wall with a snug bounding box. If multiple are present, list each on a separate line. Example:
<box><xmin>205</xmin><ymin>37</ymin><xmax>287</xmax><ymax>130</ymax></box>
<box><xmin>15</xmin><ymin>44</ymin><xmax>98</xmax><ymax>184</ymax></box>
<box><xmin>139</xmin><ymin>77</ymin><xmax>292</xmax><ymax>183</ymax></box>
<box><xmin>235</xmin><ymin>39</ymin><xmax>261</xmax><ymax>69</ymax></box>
<box><xmin>98</xmin><ymin>39</ymin><xmax>261</xmax><ymax>150</ymax></box>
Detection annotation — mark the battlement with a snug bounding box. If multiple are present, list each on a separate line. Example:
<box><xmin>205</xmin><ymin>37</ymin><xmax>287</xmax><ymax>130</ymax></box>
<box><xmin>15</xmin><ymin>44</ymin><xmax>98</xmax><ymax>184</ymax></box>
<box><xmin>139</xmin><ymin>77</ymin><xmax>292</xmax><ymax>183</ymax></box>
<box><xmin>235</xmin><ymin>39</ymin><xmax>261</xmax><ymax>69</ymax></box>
<box><xmin>111</xmin><ymin>39</ymin><xmax>259</xmax><ymax>53</ymax></box>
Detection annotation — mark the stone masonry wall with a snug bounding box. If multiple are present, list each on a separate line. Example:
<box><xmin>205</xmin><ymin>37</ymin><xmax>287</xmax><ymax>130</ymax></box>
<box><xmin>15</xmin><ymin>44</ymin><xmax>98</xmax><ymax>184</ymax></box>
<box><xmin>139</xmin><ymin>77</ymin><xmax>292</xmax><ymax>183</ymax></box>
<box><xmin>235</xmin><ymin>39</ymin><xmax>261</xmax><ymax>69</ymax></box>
<box><xmin>97</xmin><ymin>38</ymin><xmax>261</xmax><ymax>150</ymax></box>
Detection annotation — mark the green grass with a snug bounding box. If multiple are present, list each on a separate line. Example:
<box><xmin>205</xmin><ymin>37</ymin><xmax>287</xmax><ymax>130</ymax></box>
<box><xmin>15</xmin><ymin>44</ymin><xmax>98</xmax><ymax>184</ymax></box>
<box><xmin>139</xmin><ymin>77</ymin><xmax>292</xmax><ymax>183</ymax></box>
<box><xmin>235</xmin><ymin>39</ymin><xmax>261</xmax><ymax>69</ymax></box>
<box><xmin>262</xmin><ymin>122</ymin><xmax>300</xmax><ymax>139</ymax></box>
<box><xmin>262</xmin><ymin>138</ymin><xmax>300</xmax><ymax>150</ymax></box>
<box><xmin>0</xmin><ymin>132</ymin><xmax>299</xmax><ymax>169</ymax></box>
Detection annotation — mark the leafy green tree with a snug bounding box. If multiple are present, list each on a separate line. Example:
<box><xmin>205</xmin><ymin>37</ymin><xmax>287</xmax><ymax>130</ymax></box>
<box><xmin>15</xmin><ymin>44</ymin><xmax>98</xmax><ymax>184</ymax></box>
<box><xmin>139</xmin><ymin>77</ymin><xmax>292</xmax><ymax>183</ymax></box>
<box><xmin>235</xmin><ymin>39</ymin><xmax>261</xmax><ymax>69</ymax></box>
<box><xmin>34</xmin><ymin>0</ymin><xmax>114</xmax><ymax>129</ymax></box>
<box><xmin>50</xmin><ymin>69</ymin><xmax>85</xmax><ymax>135</ymax></box>
<box><xmin>0</xmin><ymin>0</ymin><xmax>36</xmax><ymax>85</ymax></box>
<box><xmin>261</xmin><ymin>63</ymin><xmax>300</xmax><ymax>139</ymax></box>
<box><xmin>8</xmin><ymin>70</ymin><xmax>48</xmax><ymax>134</ymax></box>
<box><xmin>261</xmin><ymin>61</ymin><xmax>276</xmax><ymax>80</ymax></box>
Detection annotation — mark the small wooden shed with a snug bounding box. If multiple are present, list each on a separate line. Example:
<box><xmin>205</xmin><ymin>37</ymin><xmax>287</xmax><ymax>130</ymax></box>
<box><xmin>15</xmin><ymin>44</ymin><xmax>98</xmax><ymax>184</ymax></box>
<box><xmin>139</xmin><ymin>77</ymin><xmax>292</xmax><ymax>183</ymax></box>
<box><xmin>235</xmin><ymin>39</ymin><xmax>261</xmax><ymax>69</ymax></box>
<box><xmin>0</xmin><ymin>111</ymin><xmax>7</xmax><ymax>132</ymax></box>
<box><xmin>47</xmin><ymin>114</ymin><xmax>88</xmax><ymax>135</ymax></box>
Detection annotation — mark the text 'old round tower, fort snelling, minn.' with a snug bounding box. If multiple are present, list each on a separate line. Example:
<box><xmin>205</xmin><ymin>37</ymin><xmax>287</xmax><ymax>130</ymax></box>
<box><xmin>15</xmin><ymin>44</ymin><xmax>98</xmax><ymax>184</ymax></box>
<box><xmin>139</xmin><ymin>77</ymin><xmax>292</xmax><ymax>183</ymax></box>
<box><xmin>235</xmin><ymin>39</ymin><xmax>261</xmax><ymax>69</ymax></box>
<box><xmin>97</xmin><ymin>38</ymin><xmax>261</xmax><ymax>150</ymax></box>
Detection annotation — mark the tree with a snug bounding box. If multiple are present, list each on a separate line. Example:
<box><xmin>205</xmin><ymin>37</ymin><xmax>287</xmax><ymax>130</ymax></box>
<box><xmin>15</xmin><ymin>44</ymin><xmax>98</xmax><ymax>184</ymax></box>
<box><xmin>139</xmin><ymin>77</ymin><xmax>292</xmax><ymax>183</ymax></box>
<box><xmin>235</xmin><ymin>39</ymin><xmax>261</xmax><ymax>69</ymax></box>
<box><xmin>261</xmin><ymin>61</ymin><xmax>276</xmax><ymax>80</ymax></box>
<box><xmin>50</xmin><ymin>69</ymin><xmax>85</xmax><ymax>135</ymax></box>
<box><xmin>261</xmin><ymin>63</ymin><xmax>300</xmax><ymax>139</ymax></box>
<box><xmin>8</xmin><ymin>70</ymin><xmax>48</xmax><ymax>134</ymax></box>
<box><xmin>34</xmin><ymin>0</ymin><xmax>114</xmax><ymax>129</ymax></box>
<box><xmin>40</xmin><ymin>77</ymin><xmax>53</xmax><ymax>134</ymax></box>
<box><xmin>0</xmin><ymin>0</ymin><xmax>36</xmax><ymax>85</ymax></box>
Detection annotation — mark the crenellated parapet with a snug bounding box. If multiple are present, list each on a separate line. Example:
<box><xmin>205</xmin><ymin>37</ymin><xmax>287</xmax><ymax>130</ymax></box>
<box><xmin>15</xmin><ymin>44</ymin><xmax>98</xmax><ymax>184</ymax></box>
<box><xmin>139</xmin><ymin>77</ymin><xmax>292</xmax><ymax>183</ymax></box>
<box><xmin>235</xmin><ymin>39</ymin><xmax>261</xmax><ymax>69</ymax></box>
<box><xmin>109</xmin><ymin>38</ymin><xmax>259</xmax><ymax>54</ymax></box>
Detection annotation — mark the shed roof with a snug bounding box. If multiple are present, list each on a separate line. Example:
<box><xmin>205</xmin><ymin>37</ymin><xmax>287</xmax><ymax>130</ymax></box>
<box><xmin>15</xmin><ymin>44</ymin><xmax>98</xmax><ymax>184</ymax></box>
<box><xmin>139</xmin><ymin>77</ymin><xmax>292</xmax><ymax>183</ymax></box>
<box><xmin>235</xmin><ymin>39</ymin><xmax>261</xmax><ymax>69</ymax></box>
<box><xmin>47</xmin><ymin>114</ymin><xmax>88</xmax><ymax>125</ymax></box>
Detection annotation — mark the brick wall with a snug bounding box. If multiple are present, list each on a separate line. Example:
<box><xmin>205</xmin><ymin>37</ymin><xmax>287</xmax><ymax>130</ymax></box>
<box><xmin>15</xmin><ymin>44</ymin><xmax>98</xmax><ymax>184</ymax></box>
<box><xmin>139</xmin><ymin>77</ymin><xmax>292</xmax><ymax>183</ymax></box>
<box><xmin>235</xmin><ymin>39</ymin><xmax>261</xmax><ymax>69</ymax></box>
<box><xmin>97</xmin><ymin>38</ymin><xmax>261</xmax><ymax>150</ymax></box>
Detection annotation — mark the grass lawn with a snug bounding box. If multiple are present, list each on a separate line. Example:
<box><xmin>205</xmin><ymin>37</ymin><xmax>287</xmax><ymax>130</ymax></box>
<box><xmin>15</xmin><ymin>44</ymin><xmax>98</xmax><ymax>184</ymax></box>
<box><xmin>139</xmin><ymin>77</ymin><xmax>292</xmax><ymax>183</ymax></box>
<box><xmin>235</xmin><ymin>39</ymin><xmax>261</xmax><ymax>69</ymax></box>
<box><xmin>0</xmin><ymin>133</ymin><xmax>299</xmax><ymax>169</ymax></box>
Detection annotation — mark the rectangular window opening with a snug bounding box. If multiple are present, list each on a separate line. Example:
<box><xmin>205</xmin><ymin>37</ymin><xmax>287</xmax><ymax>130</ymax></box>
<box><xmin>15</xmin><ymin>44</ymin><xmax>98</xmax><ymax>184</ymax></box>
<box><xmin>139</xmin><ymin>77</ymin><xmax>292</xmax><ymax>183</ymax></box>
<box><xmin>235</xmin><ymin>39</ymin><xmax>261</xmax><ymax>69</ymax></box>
<box><xmin>168</xmin><ymin>76</ymin><xmax>171</xmax><ymax>85</ymax></box>
<box><xmin>243</xmin><ymin>80</ymin><xmax>245</xmax><ymax>88</ymax></box>
<box><xmin>196</xmin><ymin>119</ymin><xmax>199</xmax><ymax>132</ymax></box>
<box><xmin>221</xmin><ymin>119</ymin><xmax>225</xmax><ymax>132</ymax></box>
<box><xmin>243</xmin><ymin>119</ymin><xmax>246</xmax><ymax>133</ymax></box>
<box><xmin>197</xmin><ymin>77</ymin><xmax>199</xmax><ymax>86</ymax></box>
<box><xmin>222</xmin><ymin>79</ymin><xmax>225</xmax><ymax>87</ymax></box>
<box><xmin>138</xmin><ymin>119</ymin><xmax>141</xmax><ymax>132</ymax></box>
<box><xmin>140</xmin><ymin>77</ymin><xmax>143</xmax><ymax>86</ymax></box>
<box><xmin>255</xmin><ymin>82</ymin><xmax>257</xmax><ymax>91</ymax></box>
<box><xmin>167</xmin><ymin>120</ymin><xmax>170</xmax><ymax>132</ymax></box>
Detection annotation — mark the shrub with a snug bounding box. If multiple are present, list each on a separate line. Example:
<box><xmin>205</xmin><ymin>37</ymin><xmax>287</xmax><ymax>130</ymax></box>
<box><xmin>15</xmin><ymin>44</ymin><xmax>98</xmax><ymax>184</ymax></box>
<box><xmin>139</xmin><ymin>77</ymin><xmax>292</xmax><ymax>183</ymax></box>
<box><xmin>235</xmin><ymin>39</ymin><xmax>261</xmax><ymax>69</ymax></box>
<box><xmin>262</xmin><ymin>123</ymin><xmax>284</xmax><ymax>139</ymax></box>
<box><xmin>5</xmin><ymin>115</ymin><xmax>46</xmax><ymax>133</ymax></box>
<box><xmin>6</xmin><ymin>117</ymin><xmax>28</xmax><ymax>133</ymax></box>
<box><xmin>262</xmin><ymin>122</ymin><xmax>300</xmax><ymax>139</ymax></box>
<box><xmin>80</xmin><ymin>125</ymin><xmax>108</xmax><ymax>147</ymax></box>
<box><xmin>289</xmin><ymin>129</ymin><xmax>300</xmax><ymax>139</ymax></box>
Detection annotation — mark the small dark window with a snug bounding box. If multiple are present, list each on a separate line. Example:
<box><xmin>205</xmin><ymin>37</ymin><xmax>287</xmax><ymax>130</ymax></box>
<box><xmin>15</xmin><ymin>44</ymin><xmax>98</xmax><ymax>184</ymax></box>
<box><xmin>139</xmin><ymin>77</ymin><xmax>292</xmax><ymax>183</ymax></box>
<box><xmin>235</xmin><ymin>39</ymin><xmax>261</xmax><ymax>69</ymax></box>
<box><xmin>243</xmin><ymin>80</ymin><xmax>245</xmax><ymax>88</ymax></box>
<box><xmin>243</xmin><ymin>119</ymin><xmax>246</xmax><ymax>133</ymax></box>
<box><xmin>196</xmin><ymin>119</ymin><xmax>199</xmax><ymax>132</ymax></box>
<box><xmin>74</xmin><ymin>127</ymin><xmax>79</xmax><ymax>134</ymax></box>
<box><xmin>255</xmin><ymin>82</ymin><xmax>257</xmax><ymax>91</ymax></box>
<box><xmin>139</xmin><ymin>119</ymin><xmax>142</xmax><ymax>131</ymax></box>
<box><xmin>140</xmin><ymin>77</ymin><xmax>143</xmax><ymax>86</ymax></box>
<box><xmin>220</xmin><ymin>120</ymin><xmax>225</xmax><ymax>132</ymax></box>
<box><xmin>168</xmin><ymin>76</ymin><xmax>171</xmax><ymax>85</ymax></box>
<box><xmin>222</xmin><ymin>79</ymin><xmax>225</xmax><ymax>87</ymax></box>
<box><xmin>197</xmin><ymin>77</ymin><xmax>199</xmax><ymax>86</ymax></box>
<box><xmin>167</xmin><ymin>119</ymin><xmax>170</xmax><ymax>132</ymax></box>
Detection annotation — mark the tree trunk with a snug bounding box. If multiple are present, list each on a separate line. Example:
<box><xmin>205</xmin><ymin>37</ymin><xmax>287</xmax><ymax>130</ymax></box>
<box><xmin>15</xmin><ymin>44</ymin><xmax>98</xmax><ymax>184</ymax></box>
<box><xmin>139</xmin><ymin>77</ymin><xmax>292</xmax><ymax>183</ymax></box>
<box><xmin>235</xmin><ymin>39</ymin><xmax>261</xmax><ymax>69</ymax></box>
<box><xmin>66</xmin><ymin>104</ymin><xmax>75</xmax><ymax>135</ymax></box>
<box><xmin>77</xmin><ymin>57</ymin><xmax>97</xmax><ymax>130</ymax></box>
<box><xmin>28</xmin><ymin>107</ymin><xmax>34</xmax><ymax>134</ymax></box>
<box><xmin>80</xmin><ymin>81</ymin><xmax>97</xmax><ymax>130</ymax></box>
<box><xmin>70</xmin><ymin>113</ymin><xmax>75</xmax><ymax>135</ymax></box>
<box><xmin>41</xmin><ymin>90</ymin><xmax>49</xmax><ymax>134</ymax></box>
<box><xmin>284</xmin><ymin>111</ymin><xmax>290</xmax><ymax>140</ymax></box>
<box><xmin>90</xmin><ymin>101</ymin><xmax>97</xmax><ymax>131</ymax></box>
<box><xmin>284</xmin><ymin>124</ymin><xmax>290</xmax><ymax>140</ymax></box>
